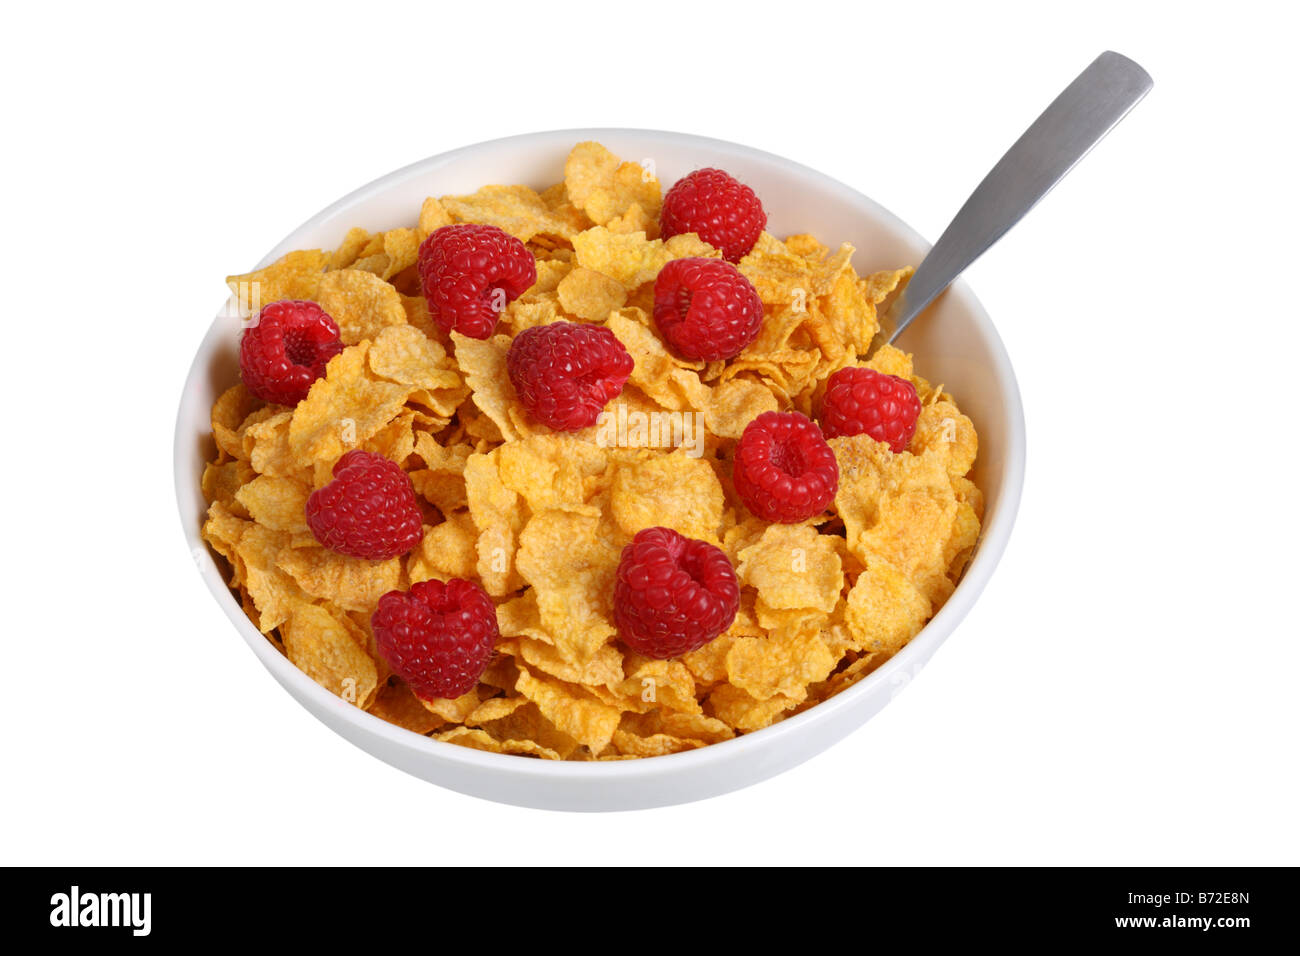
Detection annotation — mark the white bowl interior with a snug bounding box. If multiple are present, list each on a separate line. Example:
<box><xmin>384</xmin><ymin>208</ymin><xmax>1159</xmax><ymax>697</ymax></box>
<box><xmin>175</xmin><ymin>129</ymin><xmax>1024</xmax><ymax>811</ymax></box>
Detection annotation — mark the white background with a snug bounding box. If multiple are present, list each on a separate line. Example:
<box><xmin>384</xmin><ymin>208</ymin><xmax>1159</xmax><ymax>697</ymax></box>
<box><xmin>2</xmin><ymin>0</ymin><xmax>1296</xmax><ymax>865</ymax></box>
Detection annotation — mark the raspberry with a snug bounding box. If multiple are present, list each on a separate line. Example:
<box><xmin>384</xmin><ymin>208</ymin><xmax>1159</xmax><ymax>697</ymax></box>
<box><xmin>239</xmin><ymin>300</ymin><xmax>343</xmax><ymax>406</ymax></box>
<box><xmin>820</xmin><ymin>367</ymin><xmax>921</xmax><ymax>452</ymax></box>
<box><xmin>733</xmin><ymin>411</ymin><xmax>839</xmax><ymax>524</ymax></box>
<box><xmin>372</xmin><ymin>578</ymin><xmax>498</xmax><ymax>700</ymax></box>
<box><xmin>506</xmin><ymin>321</ymin><xmax>634</xmax><ymax>431</ymax></box>
<box><xmin>305</xmin><ymin>450</ymin><xmax>423</xmax><ymax>560</ymax></box>
<box><xmin>659</xmin><ymin>167</ymin><xmax>766</xmax><ymax>262</ymax></box>
<box><xmin>614</xmin><ymin>527</ymin><xmax>739</xmax><ymax>660</ymax></box>
<box><xmin>417</xmin><ymin>223</ymin><xmax>537</xmax><ymax>339</ymax></box>
<box><xmin>652</xmin><ymin>257</ymin><xmax>764</xmax><ymax>361</ymax></box>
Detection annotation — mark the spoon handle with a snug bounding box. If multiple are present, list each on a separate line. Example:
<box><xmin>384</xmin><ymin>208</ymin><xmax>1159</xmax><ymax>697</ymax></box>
<box><xmin>883</xmin><ymin>50</ymin><xmax>1153</xmax><ymax>345</ymax></box>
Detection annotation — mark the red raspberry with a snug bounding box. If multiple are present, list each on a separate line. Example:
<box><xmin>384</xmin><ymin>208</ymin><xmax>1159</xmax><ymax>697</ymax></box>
<box><xmin>305</xmin><ymin>450</ymin><xmax>423</xmax><ymax>560</ymax></box>
<box><xmin>820</xmin><ymin>367</ymin><xmax>922</xmax><ymax>452</ymax></box>
<box><xmin>239</xmin><ymin>300</ymin><xmax>343</xmax><ymax>406</ymax></box>
<box><xmin>614</xmin><ymin>527</ymin><xmax>739</xmax><ymax>660</ymax></box>
<box><xmin>659</xmin><ymin>167</ymin><xmax>766</xmax><ymax>262</ymax></box>
<box><xmin>372</xmin><ymin>578</ymin><xmax>498</xmax><ymax>700</ymax></box>
<box><xmin>653</xmin><ymin>257</ymin><xmax>764</xmax><ymax>361</ymax></box>
<box><xmin>733</xmin><ymin>411</ymin><xmax>839</xmax><ymax>524</ymax></box>
<box><xmin>417</xmin><ymin>223</ymin><xmax>537</xmax><ymax>339</ymax></box>
<box><xmin>506</xmin><ymin>321</ymin><xmax>634</xmax><ymax>431</ymax></box>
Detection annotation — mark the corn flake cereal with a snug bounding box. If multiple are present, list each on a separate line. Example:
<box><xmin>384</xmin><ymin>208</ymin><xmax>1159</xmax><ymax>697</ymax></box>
<box><xmin>737</xmin><ymin>524</ymin><xmax>843</xmax><ymax>616</ymax></box>
<box><xmin>515</xmin><ymin>509</ymin><xmax>619</xmax><ymax>663</ymax></box>
<box><xmin>315</xmin><ymin>268</ymin><xmax>408</xmax><ymax>345</ymax></box>
<box><xmin>564</xmin><ymin>141</ymin><xmax>662</xmax><ymax>228</ymax></box>
<box><xmin>442</xmin><ymin>184</ymin><xmax>580</xmax><ymax>243</ymax></box>
<box><xmin>288</xmin><ymin>343</ymin><xmax>411</xmax><ymax>467</ymax></box>
<box><xmin>200</xmin><ymin>140</ymin><xmax>983</xmax><ymax>759</ymax></box>
<box><xmin>226</xmin><ymin>250</ymin><xmax>327</xmax><ymax>310</ymax></box>
<box><xmin>283</xmin><ymin>605</ymin><xmax>379</xmax><ymax>707</ymax></box>
<box><xmin>610</xmin><ymin>451</ymin><xmax>724</xmax><ymax>544</ymax></box>
<box><xmin>557</xmin><ymin>266</ymin><xmax>627</xmax><ymax>320</ymax></box>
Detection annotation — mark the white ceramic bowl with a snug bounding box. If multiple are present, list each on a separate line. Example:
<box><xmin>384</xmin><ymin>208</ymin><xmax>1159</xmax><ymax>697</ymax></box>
<box><xmin>174</xmin><ymin>129</ymin><xmax>1024</xmax><ymax>811</ymax></box>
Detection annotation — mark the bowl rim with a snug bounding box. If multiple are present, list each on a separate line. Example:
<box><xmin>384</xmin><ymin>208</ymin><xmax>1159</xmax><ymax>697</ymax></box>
<box><xmin>174</xmin><ymin>127</ymin><xmax>1026</xmax><ymax>779</ymax></box>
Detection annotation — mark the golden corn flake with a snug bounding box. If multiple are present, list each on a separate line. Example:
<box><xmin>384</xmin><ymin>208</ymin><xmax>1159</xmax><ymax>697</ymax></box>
<box><xmin>328</xmin><ymin>227</ymin><xmax>371</xmax><ymax>271</ymax></box>
<box><xmin>824</xmin><ymin>265</ymin><xmax>877</xmax><ymax>356</ymax></box>
<box><xmin>465</xmin><ymin>694</ymin><xmax>530</xmax><ymax>727</ymax></box>
<box><xmin>360</xmin><ymin>409</ymin><xmax>417</xmax><ymax>464</ymax></box>
<box><xmin>706</xmin><ymin>682</ymin><xmax>798</xmax><ymax>732</ymax></box>
<box><xmin>234</xmin><ymin>475</ymin><xmax>310</xmax><ymax>534</ymax></box>
<box><xmin>862</xmin><ymin>266</ymin><xmax>914</xmax><ymax>314</ymax></box>
<box><xmin>953</xmin><ymin>474</ymin><xmax>984</xmax><ymax>517</ymax></box>
<box><xmin>515</xmin><ymin>666</ymin><xmax>621</xmax><ymax>753</ymax></box>
<box><xmin>202</xmin><ymin>458</ymin><xmax>252</xmax><ymax>512</ymax></box>
<box><xmin>202</xmin><ymin>139</ymin><xmax>983</xmax><ymax>760</ymax></box>
<box><xmin>680</xmin><ymin>629</ymin><xmax>739</xmax><ymax>686</ymax></box>
<box><xmin>276</xmin><ymin>545</ymin><xmax>402</xmax><ymax>614</ymax></box>
<box><xmin>725</xmin><ymin>237</ymin><xmax>906</xmax><ymax>400</ymax></box>
<box><xmin>737</xmin><ymin>523</ymin><xmax>842</xmax><ymax>615</ymax></box>
<box><xmin>422</xmin><ymin>690</ymin><xmax>482</xmax><ymax>723</ymax></box>
<box><xmin>722</xmin><ymin>514</ymin><xmax>769</xmax><ymax>563</ymax></box>
<box><xmin>572</xmin><ymin>227</ymin><xmax>669</xmax><ymax>289</ymax></box>
<box><xmin>612</xmin><ymin>657</ymin><xmax>701</xmax><ymax>715</ymax></box>
<box><xmin>610</xmin><ymin>451</ymin><xmax>724</xmax><ymax>544</ymax></box>
<box><xmin>611</xmin><ymin>730</ymin><xmax>706</xmax><ymax>757</ymax></box>
<box><xmin>627</xmin><ymin>710</ymin><xmax>735</xmax><ymax>745</ymax></box>
<box><xmin>496</xmin><ymin>435</ymin><xmax>610</xmax><ymax>515</ymax></box>
<box><xmin>381</xmin><ymin>228</ymin><xmax>421</xmax><ymax>280</ymax></box>
<box><xmin>283</xmin><ymin>605</ymin><xmax>379</xmax><ymax>707</ymax></box>
<box><xmin>451</xmin><ymin>332</ymin><xmax>535</xmax><ymax>442</ymax></box>
<box><xmin>738</xmin><ymin>232</ymin><xmax>813</xmax><ymax>311</ymax></box>
<box><xmin>231</xmin><ymin>524</ymin><xmax>311</xmax><ymax>633</ymax></box>
<box><xmin>407</xmin><ymin>512</ymin><xmax>478</xmax><ymax>583</ymax></box>
<box><xmin>563</xmin><ymin>141</ymin><xmax>662</xmax><ymax>228</ymax></box>
<box><xmin>441</xmin><ymin>184</ymin><xmax>578</xmax><ymax>243</ymax></box>
<box><xmin>368</xmin><ymin>324</ymin><xmax>467</xmax><ymax>418</ymax></box>
<box><xmin>227</xmin><ymin>249</ymin><xmax>327</xmax><ymax>311</ymax></box>
<box><xmin>413</xmin><ymin>430</ymin><xmax>471</xmax><ymax>473</ymax></box>
<box><xmin>579</xmin><ymin>383</ymin><xmax>676</xmax><ymax>451</ymax></box>
<box><xmin>844</xmin><ymin>559</ymin><xmax>932</xmax><ymax>658</ymax></box>
<box><xmin>417</xmin><ymin>196</ymin><xmax>453</xmax><ymax>237</ymax></box>
<box><xmin>463</xmin><ymin>699</ymin><xmax>580</xmax><ymax>759</ymax></box>
<box><xmin>494</xmin><ymin>589</ymin><xmax>548</xmax><ymax>642</ymax></box>
<box><xmin>503</xmin><ymin>297</ymin><xmax>562</xmax><ymax>336</ymax></box>
<box><xmin>399</xmin><ymin>293</ymin><xmax>440</xmax><ymax>341</ymax></box>
<box><xmin>783</xmin><ymin>234</ymin><xmax>828</xmax><ymax>260</ymax></box>
<box><xmin>314</xmin><ymin>268</ymin><xmax>407</xmax><ymax>345</ymax></box>
<box><xmin>704</xmin><ymin>378</ymin><xmax>778</xmax><ymax>439</ymax></box>
<box><xmin>289</xmin><ymin>343</ymin><xmax>411</xmax><ymax>466</ymax></box>
<box><xmin>529</xmin><ymin>258</ymin><xmax>573</xmax><ymax>298</ymax></box>
<box><xmin>370</xmin><ymin>680</ymin><xmax>446</xmax><ymax>734</ymax></box>
<box><xmin>720</xmin><ymin>346</ymin><xmax>820</xmax><ymax>402</ymax></box>
<box><xmin>241</xmin><ymin>409</ymin><xmax>299</xmax><ymax>478</ymax></box>
<box><xmin>606</xmin><ymin>204</ymin><xmax>656</xmax><ymax>236</ymax></box>
<box><xmin>211</xmin><ymin>384</ymin><xmax>262</xmax><ymax>457</ymax></box>
<box><xmin>912</xmin><ymin>400</ymin><xmax>978</xmax><ymax>479</ymax></box>
<box><xmin>515</xmin><ymin>510</ymin><xmax>618</xmax><ymax>663</ymax></box>
<box><xmin>724</xmin><ymin>625</ymin><xmax>837</xmax><ymax>702</ymax></box>
<box><xmin>557</xmin><ymin>266</ymin><xmax>627</xmax><ymax>320</ymax></box>
<box><xmin>515</xmin><ymin>637</ymin><xmax>626</xmax><ymax>687</ymax></box>
<box><xmin>203</xmin><ymin>501</ymin><xmax>249</xmax><ymax>580</ymax></box>
<box><xmin>605</xmin><ymin>309</ymin><xmax>705</xmax><ymax>411</ymax></box>
<box><xmin>830</xmin><ymin>434</ymin><xmax>975</xmax><ymax>606</ymax></box>
<box><xmin>573</xmin><ymin>228</ymin><xmax>720</xmax><ymax>294</ymax></box>
<box><xmin>464</xmin><ymin>451</ymin><xmax>528</xmax><ymax>596</ymax></box>
<box><xmin>864</xmin><ymin>342</ymin><xmax>913</xmax><ymax>379</ymax></box>
<box><xmin>409</xmin><ymin>469</ymin><xmax>467</xmax><ymax>514</ymax></box>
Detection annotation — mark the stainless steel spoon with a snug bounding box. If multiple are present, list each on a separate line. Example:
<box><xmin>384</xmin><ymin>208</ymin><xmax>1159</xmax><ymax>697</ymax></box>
<box><xmin>877</xmin><ymin>50</ymin><xmax>1153</xmax><ymax>346</ymax></box>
